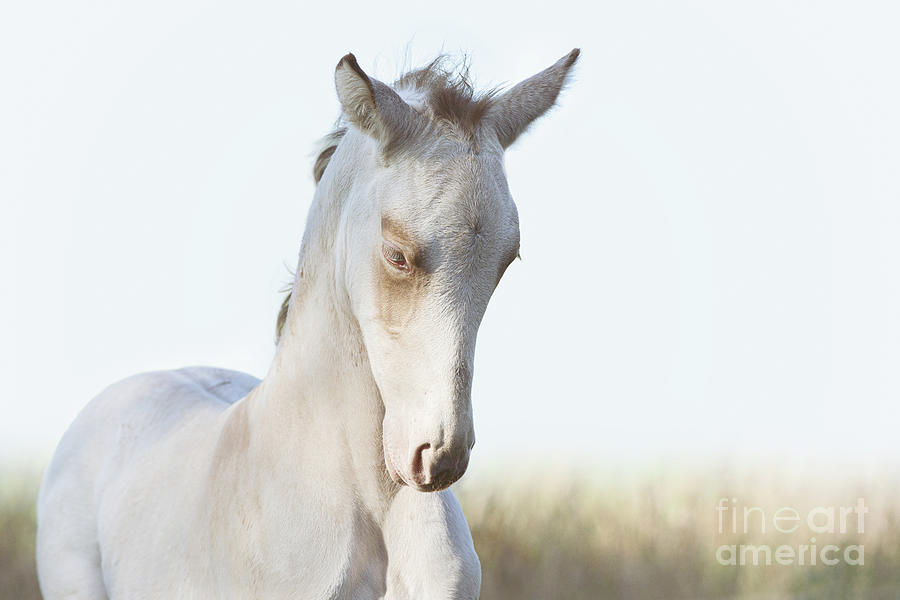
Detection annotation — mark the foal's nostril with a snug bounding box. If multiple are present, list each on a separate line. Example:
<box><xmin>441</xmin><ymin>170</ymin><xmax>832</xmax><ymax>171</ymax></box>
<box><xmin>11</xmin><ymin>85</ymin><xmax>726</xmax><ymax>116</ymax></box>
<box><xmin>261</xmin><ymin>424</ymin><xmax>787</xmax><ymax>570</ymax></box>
<box><xmin>410</xmin><ymin>443</ymin><xmax>431</xmax><ymax>485</ymax></box>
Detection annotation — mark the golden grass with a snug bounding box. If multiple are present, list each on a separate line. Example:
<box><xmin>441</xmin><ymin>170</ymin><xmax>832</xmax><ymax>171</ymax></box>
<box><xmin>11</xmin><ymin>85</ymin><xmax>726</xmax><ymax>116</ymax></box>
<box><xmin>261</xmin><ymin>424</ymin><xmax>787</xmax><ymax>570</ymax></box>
<box><xmin>3</xmin><ymin>460</ymin><xmax>899</xmax><ymax>599</ymax></box>
<box><xmin>0</xmin><ymin>468</ymin><xmax>40</xmax><ymax>600</ymax></box>
<box><xmin>458</xmin><ymin>460</ymin><xmax>900</xmax><ymax>600</ymax></box>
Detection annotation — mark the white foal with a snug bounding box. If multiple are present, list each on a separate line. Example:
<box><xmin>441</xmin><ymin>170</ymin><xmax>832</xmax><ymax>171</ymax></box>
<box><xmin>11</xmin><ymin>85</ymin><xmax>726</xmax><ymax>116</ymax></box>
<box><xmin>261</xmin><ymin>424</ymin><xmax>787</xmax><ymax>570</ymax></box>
<box><xmin>36</xmin><ymin>48</ymin><xmax>579</xmax><ymax>599</ymax></box>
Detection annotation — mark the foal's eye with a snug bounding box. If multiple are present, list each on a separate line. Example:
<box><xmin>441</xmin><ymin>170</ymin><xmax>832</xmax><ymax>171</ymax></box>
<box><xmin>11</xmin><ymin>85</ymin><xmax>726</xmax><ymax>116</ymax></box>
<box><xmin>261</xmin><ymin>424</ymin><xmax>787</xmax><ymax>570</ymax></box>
<box><xmin>382</xmin><ymin>242</ymin><xmax>409</xmax><ymax>271</ymax></box>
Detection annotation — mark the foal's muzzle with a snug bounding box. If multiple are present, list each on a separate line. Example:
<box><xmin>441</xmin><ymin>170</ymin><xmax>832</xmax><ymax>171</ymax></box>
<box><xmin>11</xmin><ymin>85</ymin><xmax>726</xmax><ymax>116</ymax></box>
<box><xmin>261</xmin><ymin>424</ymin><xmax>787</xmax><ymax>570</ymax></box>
<box><xmin>384</xmin><ymin>429</ymin><xmax>474</xmax><ymax>492</ymax></box>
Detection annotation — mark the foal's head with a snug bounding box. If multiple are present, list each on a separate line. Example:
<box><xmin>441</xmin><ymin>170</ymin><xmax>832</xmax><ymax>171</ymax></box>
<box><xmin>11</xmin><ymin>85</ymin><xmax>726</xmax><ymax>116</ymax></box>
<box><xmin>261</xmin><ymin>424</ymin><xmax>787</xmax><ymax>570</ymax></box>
<box><xmin>326</xmin><ymin>50</ymin><xmax>578</xmax><ymax>492</ymax></box>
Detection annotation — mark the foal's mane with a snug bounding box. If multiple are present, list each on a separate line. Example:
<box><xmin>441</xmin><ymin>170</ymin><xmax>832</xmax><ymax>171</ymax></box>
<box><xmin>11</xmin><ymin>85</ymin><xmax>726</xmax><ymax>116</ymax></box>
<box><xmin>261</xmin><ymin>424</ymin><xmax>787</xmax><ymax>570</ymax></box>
<box><xmin>276</xmin><ymin>56</ymin><xmax>498</xmax><ymax>342</ymax></box>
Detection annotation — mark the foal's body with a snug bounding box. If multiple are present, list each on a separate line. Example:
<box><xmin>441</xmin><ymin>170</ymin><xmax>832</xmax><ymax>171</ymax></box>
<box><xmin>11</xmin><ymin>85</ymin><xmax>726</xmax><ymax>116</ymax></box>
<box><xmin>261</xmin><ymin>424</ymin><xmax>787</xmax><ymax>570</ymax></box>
<box><xmin>37</xmin><ymin>49</ymin><xmax>578</xmax><ymax>599</ymax></box>
<box><xmin>39</xmin><ymin>367</ymin><xmax>477</xmax><ymax>599</ymax></box>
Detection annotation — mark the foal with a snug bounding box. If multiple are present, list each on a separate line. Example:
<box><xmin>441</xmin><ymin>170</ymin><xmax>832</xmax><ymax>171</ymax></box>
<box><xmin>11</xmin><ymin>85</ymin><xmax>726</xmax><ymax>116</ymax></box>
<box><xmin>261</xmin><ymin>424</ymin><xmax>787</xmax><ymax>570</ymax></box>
<box><xmin>37</xmin><ymin>49</ymin><xmax>579</xmax><ymax>599</ymax></box>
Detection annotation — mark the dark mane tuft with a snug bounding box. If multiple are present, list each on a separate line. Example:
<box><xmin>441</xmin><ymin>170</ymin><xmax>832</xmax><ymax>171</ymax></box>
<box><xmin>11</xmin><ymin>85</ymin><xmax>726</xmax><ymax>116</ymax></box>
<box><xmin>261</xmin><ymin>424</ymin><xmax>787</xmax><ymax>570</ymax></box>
<box><xmin>394</xmin><ymin>55</ymin><xmax>498</xmax><ymax>138</ymax></box>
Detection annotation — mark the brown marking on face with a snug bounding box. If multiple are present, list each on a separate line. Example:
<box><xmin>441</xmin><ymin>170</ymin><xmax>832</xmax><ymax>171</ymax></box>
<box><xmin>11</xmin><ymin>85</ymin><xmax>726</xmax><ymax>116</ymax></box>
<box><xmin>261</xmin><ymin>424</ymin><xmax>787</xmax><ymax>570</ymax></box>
<box><xmin>375</xmin><ymin>216</ymin><xmax>430</xmax><ymax>333</ymax></box>
<box><xmin>380</xmin><ymin>215</ymin><xmax>424</xmax><ymax>268</ymax></box>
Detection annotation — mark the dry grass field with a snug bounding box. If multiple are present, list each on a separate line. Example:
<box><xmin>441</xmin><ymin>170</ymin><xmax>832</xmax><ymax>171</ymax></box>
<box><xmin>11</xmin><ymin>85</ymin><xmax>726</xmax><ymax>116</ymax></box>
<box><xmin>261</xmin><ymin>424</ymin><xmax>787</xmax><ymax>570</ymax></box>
<box><xmin>0</xmin><ymin>468</ymin><xmax>40</xmax><ymax>600</ymax></box>
<box><xmin>2</xmin><ymin>460</ymin><xmax>899</xmax><ymax>599</ymax></box>
<box><xmin>459</xmin><ymin>462</ymin><xmax>900</xmax><ymax>600</ymax></box>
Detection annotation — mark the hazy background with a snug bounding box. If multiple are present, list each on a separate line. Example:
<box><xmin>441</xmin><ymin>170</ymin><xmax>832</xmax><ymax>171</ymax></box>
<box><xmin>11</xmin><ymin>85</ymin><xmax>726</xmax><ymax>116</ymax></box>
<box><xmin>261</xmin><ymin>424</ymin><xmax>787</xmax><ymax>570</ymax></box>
<box><xmin>3</xmin><ymin>1</ymin><xmax>899</xmax><ymax>468</ymax></box>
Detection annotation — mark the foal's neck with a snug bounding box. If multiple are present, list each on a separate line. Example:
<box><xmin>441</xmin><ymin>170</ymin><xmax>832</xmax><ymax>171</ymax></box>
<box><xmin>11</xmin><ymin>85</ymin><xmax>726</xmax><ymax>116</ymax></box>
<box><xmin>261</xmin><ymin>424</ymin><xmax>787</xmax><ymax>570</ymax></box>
<box><xmin>243</xmin><ymin>139</ymin><xmax>396</xmax><ymax>514</ymax></box>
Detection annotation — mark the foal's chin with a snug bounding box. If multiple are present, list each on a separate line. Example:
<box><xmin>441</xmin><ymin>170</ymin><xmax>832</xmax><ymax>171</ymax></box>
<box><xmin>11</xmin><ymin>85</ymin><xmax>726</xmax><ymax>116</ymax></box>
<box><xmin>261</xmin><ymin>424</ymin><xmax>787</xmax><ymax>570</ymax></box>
<box><xmin>388</xmin><ymin>468</ymin><xmax>461</xmax><ymax>493</ymax></box>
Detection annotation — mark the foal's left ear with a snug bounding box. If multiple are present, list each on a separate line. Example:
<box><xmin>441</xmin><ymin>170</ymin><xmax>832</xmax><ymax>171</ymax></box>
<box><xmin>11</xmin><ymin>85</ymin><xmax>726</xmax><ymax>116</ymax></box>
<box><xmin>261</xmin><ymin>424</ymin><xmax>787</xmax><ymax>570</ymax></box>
<box><xmin>485</xmin><ymin>49</ymin><xmax>581</xmax><ymax>149</ymax></box>
<box><xmin>334</xmin><ymin>53</ymin><xmax>419</xmax><ymax>147</ymax></box>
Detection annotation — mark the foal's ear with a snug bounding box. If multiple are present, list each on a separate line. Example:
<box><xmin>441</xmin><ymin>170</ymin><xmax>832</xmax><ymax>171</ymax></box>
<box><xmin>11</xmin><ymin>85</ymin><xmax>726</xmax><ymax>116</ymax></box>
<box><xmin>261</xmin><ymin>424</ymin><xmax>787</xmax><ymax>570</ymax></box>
<box><xmin>334</xmin><ymin>53</ymin><xmax>418</xmax><ymax>147</ymax></box>
<box><xmin>486</xmin><ymin>49</ymin><xmax>580</xmax><ymax>149</ymax></box>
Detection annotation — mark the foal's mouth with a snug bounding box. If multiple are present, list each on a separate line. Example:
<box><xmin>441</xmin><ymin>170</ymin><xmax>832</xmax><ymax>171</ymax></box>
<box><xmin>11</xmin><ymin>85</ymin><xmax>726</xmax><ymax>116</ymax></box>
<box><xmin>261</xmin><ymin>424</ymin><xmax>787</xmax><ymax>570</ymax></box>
<box><xmin>383</xmin><ymin>441</ymin><xmax>405</xmax><ymax>486</ymax></box>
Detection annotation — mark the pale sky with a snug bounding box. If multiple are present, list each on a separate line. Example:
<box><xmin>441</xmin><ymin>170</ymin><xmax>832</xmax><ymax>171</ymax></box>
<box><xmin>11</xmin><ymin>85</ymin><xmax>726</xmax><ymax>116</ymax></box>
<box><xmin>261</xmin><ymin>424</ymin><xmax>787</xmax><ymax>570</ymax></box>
<box><xmin>2</xmin><ymin>1</ymin><xmax>899</xmax><ymax>467</ymax></box>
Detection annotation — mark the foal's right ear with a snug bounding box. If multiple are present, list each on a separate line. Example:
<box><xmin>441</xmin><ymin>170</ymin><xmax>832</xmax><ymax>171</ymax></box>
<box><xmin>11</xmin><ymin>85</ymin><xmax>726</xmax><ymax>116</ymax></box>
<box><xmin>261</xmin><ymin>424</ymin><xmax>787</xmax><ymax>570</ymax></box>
<box><xmin>334</xmin><ymin>53</ymin><xmax>418</xmax><ymax>147</ymax></box>
<box><xmin>485</xmin><ymin>48</ymin><xmax>580</xmax><ymax>149</ymax></box>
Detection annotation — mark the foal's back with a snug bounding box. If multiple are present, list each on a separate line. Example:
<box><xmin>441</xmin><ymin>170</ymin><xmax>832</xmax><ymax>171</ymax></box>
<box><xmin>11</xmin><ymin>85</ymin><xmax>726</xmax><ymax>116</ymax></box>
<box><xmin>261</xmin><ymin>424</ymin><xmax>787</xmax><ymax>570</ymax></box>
<box><xmin>36</xmin><ymin>367</ymin><xmax>258</xmax><ymax>599</ymax></box>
